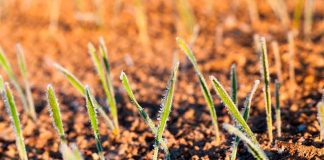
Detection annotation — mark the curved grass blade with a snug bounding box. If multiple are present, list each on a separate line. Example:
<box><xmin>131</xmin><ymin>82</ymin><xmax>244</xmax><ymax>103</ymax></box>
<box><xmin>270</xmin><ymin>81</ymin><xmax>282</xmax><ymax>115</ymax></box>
<box><xmin>230</xmin><ymin>64</ymin><xmax>238</xmax><ymax>105</ymax></box>
<box><xmin>53</xmin><ymin>63</ymin><xmax>115</xmax><ymax>132</ymax></box>
<box><xmin>85</xmin><ymin>86</ymin><xmax>105</xmax><ymax>160</ymax></box>
<box><xmin>120</xmin><ymin>72</ymin><xmax>170</xmax><ymax>159</ymax></box>
<box><xmin>153</xmin><ymin>62</ymin><xmax>179</xmax><ymax>160</ymax></box>
<box><xmin>230</xmin><ymin>80</ymin><xmax>260</xmax><ymax>160</ymax></box>
<box><xmin>88</xmin><ymin>43</ymin><xmax>119</xmax><ymax>135</ymax></box>
<box><xmin>223</xmin><ymin>124</ymin><xmax>268</xmax><ymax>160</ymax></box>
<box><xmin>210</xmin><ymin>76</ymin><xmax>258</xmax><ymax>144</ymax></box>
<box><xmin>275</xmin><ymin>80</ymin><xmax>281</xmax><ymax>137</ymax></box>
<box><xmin>1</xmin><ymin>82</ymin><xmax>28</xmax><ymax>160</ymax></box>
<box><xmin>47</xmin><ymin>84</ymin><xmax>65</xmax><ymax>142</ymax></box>
<box><xmin>0</xmin><ymin>48</ymin><xmax>32</xmax><ymax>120</ymax></box>
<box><xmin>176</xmin><ymin>37</ymin><xmax>220</xmax><ymax>145</ymax></box>
<box><xmin>259</xmin><ymin>37</ymin><xmax>273</xmax><ymax>142</ymax></box>
<box><xmin>16</xmin><ymin>44</ymin><xmax>36</xmax><ymax>120</ymax></box>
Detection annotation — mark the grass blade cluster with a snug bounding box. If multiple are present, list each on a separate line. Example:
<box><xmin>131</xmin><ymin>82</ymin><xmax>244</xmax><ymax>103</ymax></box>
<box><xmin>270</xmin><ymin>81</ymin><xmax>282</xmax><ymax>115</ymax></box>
<box><xmin>153</xmin><ymin>62</ymin><xmax>179</xmax><ymax>160</ymax></box>
<box><xmin>88</xmin><ymin>40</ymin><xmax>119</xmax><ymax>135</ymax></box>
<box><xmin>85</xmin><ymin>86</ymin><xmax>105</xmax><ymax>160</ymax></box>
<box><xmin>54</xmin><ymin>63</ymin><xmax>115</xmax><ymax>133</ymax></box>
<box><xmin>0</xmin><ymin>47</ymin><xmax>35</xmax><ymax>120</ymax></box>
<box><xmin>275</xmin><ymin>80</ymin><xmax>281</xmax><ymax>137</ymax></box>
<box><xmin>47</xmin><ymin>84</ymin><xmax>65</xmax><ymax>142</ymax></box>
<box><xmin>0</xmin><ymin>80</ymin><xmax>28</xmax><ymax>160</ymax></box>
<box><xmin>259</xmin><ymin>37</ymin><xmax>273</xmax><ymax>143</ymax></box>
<box><xmin>210</xmin><ymin>76</ymin><xmax>258</xmax><ymax>144</ymax></box>
<box><xmin>176</xmin><ymin>37</ymin><xmax>220</xmax><ymax>145</ymax></box>
<box><xmin>230</xmin><ymin>80</ymin><xmax>260</xmax><ymax>160</ymax></box>
<box><xmin>223</xmin><ymin>124</ymin><xmax>268</xmax><ymax>160</ymax></box>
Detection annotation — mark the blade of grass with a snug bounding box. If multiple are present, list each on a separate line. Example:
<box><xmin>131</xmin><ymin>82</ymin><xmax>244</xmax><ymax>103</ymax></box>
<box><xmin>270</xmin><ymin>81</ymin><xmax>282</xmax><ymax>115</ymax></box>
<box><xmin>176</xmin><ymin>37</ymin><xmax>220</xmax><ymax>145</ymax></box>
<box><xmin>230</xmin><ymin>80</ymin><xmax>260</xmax><ymax>160</ymax></box>
<box><xmin>210</xmin><ymin>76</ymin><xmax>258</xmax><ymax>144</ymax></box>
<box><xmin>317</xmin><ymin>90</ymin><xmax>324</xmax><ymax>142</ymax></box>
<box><xmin>230</xmin><ymin>64</ymin><xmax>238</xmax><ymax>105</ymax></box>
<box><xmin>223</xmin><ymin>124</ymin><xmax>268</xmax><ymax>160</ymax></box>
<box><xmin>288</xmin><ymin>32</ymin><xmax>296</xmax><ymax>99</ymax></box>
<box><xmin>259</xmin><ymin>37</ymin><xmax>273</xmax><ymax>143</ymax></box>
<box><xmin>293</xmin><ymin>0</ymin><xmax>304</xmax><ymax>31</ymax></box>
<box><xmin>53</xmin><ymin>63</ymin><xmax>115</xmax><ymax>132</ymax></box>
<box><xmin>304</xmin><ymin>0</ymin><xmax>314</xmax><ymax>38</ymax></box>
<box><xmin>16</xmin><ymin>44</ymin><xmax>36</xmax><ymax>120</ymax></box>
<box><xmin>175</xmin><ymin>0</ymin><xmax>196</xmax><ymax>37</ymax></box>
<box><xmin>1</xmin><ymin>81</ymin><xmax>28</xmax><ymax>160</ymax></box>
<box><xmin>85</xmin><ymin>86</ymin><xmax>105</xmax><ymax>160</ymax></box>
<box><xmin>271</xmin><ymin>41</ymin><xmax>282</xmax><ymax>83</ymax></box>
<box><xmin>60</xmin><ymin>143</ymin><xmax>84</xmax><ymax>160</ymax></box>
<box><xmin>133</xmin><ymin>0</ymin><xmax>149</xmax><ymax>46</ymax></box>
<box><xmin>88</xmin><ymin>43</ymin><xmax>119</xmax><ymax>135</ymax></box>
<box><xmin>0</xmin><ymin>48</ymin><xmax>33</xmax><ymax>120</ymax></box>
<box><xmin>47</xmin><ymin>84</ymin><xmax>65</xmax><ymax>142</ymax></box>
<box><xmin>275</xmin><ymin>80</ymin><xmax>281</xmax><ymax>137</ymax></box>
<box><xmin>153</xmin><ymin>62</ymin><xmax>179</xmax><ymax>160</ymax></box>
<box><xmin>120</xmin><ymin>72</ymin><xmax>170</xmax><ymax>159</ymax></box>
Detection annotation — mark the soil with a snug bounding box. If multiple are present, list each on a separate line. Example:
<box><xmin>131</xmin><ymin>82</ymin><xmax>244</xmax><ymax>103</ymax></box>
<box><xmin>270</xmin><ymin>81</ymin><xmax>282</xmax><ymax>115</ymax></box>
<box><xmin>0</xmin><ymin>0</ymin><xmax>323</xmax><ymax>159</ymax></box>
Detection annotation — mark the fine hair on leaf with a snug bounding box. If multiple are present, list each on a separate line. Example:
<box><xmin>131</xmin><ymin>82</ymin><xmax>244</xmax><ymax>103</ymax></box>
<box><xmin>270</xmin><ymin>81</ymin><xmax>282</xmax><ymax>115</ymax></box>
<box><xmin>1</xmin><ymin>81</ymin><xmax>28</xmax><ymax>160</ymax></box>
<box><xmin>210</xmin><ymin>76</ymin><xmax>258</xmax><ymax>144</ymax></box>
<box><xmin>176</xmin><ymin>37</ymin><xmax>220</xmax><ymax>145</ymax></box>
<box><xmin>230</xmin><ymin>80</ymin><xmax>260</xmax><ymax>160</ymax></box>
<box><xmin>47</xmin><ymin>84</ymin><xmax>65</xmax><ymax>142</ymax></box>
<box><xmin>85</xmin><ymin>86</ymin><xmax>105</xmax><ymax>160</ymax></box>
<box><xmin>223</xmin><ymin>124</ymin><xmax>268</xmax><ymax>160</ymax></box>
<box><xmin>275</xmin><ymin>80</ymin><xmax>281</xmax><ymax>137</ymax></box>
<box><xmin>259</xmin><ymin>37</ymin><xmax>273</xmax><ymax>143</ymax></box>
<box><xmin>153</xmin><ymin>62</ymin><xmax>179</xmax><ymax>160</ymax></box>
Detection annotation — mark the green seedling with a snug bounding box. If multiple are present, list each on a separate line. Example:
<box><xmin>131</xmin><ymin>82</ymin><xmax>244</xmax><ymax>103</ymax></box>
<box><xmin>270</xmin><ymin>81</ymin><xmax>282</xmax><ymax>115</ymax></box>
<box><xmin>230</xmin><ymin>80</ymin><xmax>260</xmax><ymax>160</ymax></box>
<box><xmin>53</xmin><ymin>63</ymin><xmax>115</xmax><ymax>134</ymax></box>
<box><xmin>259</xmin><ymin>37</ymin><xmax>273</xmax><ymax>143</ymax></box>
<box><xmin>275</xmin><ymin>80</ymin><xmax>281</xmax><ymax>137</ymax></box>
<box><xmin>153</xmin><ymin>62</ymin><xmax>178</xmax><ymax>160</ymax></box>
<box><xmin>120</xmin><ymin>63</ymin><xmax>179</xmax><ymax>160</ymax></box>
<box><xmin>60</xmin><ymin>143</ymin><xmax>84</xmax><ymax>160</ymax></box>
<box><xmin>47</xmin><ymin>84</ymin><xmax>65</xmax><ymax>142</ymax></box>
<box><xmin>176</xmin><ymin>37</ymin><xmax>220</xmax><ymax>145</ymax></box>
<box><xmin>88</xmin><ymin>40</ymin><xmax>119</xmax><ymax>135</ymax></box>
<box><xmin>317</xmin><ymin>91</ymin><xmax>324</xmax><ymax>142</ymax></box>
<box><xmin>0</xmin><ymin>47</ymin><xmax>35</xmax><ymax>120</ymax></box>
<box><xmin>230</xmin><ymin>64</ymin><xmax>238</xmax><ymax>105</ymax></box>
<box><xmin>210</xmin><ymin>76</ymin><xmax>258</xmax><ymax>144</ymax></box>
<box><xmin>223</xmin><ymin>124</ymin><xmax>268</xmax><ymax>160</ymax></box>
<box><xmin>85</xmin><ymin>86</ymin><xmax>105</xmax><ymax>160</ymax></box>
<box><xmin>175</xmin><ymin>0</ymin><xmax>196</xmax><ymax>37</ymax></box>
<box><xmin>0</xmin><ymin>80</ymin><xmax>28</xmax><ymax>160</ymax></box>
<box><xmin>271</xmin><ymin>41</ymin><xmax>282</xmax><ymax>83</ymax></box>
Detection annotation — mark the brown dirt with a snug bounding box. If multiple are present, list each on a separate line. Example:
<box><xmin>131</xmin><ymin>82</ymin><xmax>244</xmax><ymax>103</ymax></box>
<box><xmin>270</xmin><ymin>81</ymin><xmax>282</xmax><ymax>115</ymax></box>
<box><xmin>0</xmin><ymin>0</ymin><xmax>323</xmax><ymax>159</ymax></box>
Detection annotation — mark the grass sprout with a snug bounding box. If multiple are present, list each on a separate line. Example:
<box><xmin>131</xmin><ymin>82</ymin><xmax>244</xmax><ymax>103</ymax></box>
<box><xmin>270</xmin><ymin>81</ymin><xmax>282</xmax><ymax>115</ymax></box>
<box><xmin>88</xmin><ymin>40</ymin><xmax>119</xmax><ymax>135</ymax></box>
<box><xmin>317</xmin><ymin>90</ymin><xmax>324</xmax><ymax>142</ymax></box>
<box><xmin>85</xmin><ymin>86</ymin><xmax>105</xmax><ymax>160</ymax></box>
<box><xmin>288</xmin><ymin>32</ymin><xmax>296</xmax><ymax>99</ymax></box>
<box><xmin>47</xmin><ymin>84</ymin><xmax>65</xmax><ymax>142</ymax></box>
<box><xmin>176</xmin><ymin>37</ymin><xmax>220</xmax><ymax>145</ymax></box>
<box><xmin>266</xmin><ymin>0</ymin><xmax>289</xmax><ymax>27</ymax></box>
<box><xmin>60</xmin><ymin>143</ymin><xmax>84</xmax><ymax>160</ymax></box>
<box><xmin>0</xmin><ymin>46</ymin><xmax>35</xmax><ymax>120</ymax></box>
<box><xmin>230</xmin><ymin>80</ymin><xmax>260</xmax><ymax>160</ymax></box>
<box><xmin>175</xmin><ymin>0</ymin><xmax>196</xmax><ymax>38</ymax></box>
<box><xmin>210</xmin><ymin>76</ymin><xmax>258</xmax><ymax>144</ymax></box>
<box><xmin>259</xmin><ymin>37</ymin><xmax>273</xmax><ymax>143</ymax></box>
<box><xmin>293</xmin><ymin>0</ymin><xmax>304</xmax><ymax>31</ymax></box>
<box><xmin>133</xmin><ymin>0</ymin><xmax>149</xmax><ymax>46</ymax></box>
<box><xmin>0</xmin><ymin>80</ymin><xmax>28</xmax><ymax>160</ymax></box>
<box><xmin>223</xmin><ymin>124</ymin><xmax>268</xmax><ymax>160</ymax></box>
<box><xmin>153</xmin><ymin>62</ymin><xmax>179</xmax><ymax>160</ymax></box>
<box><xmin>275</xmin><ymin>80</ymin><xmax>282</xmax><ymax>137</ymax></box>
<box><xmin>53</xmin><ymin>63</ymin><xmax>115</xmax><ymax>134</ymax></box>
<box><xmin>230</xmin><ymin>64</ymin><xmax>238</xmax><ymax>105</ymax></box>
<box><xmin>271</xmin><ymin>41</ymin><xmax>282</xmax><ymax>83</ymax></box>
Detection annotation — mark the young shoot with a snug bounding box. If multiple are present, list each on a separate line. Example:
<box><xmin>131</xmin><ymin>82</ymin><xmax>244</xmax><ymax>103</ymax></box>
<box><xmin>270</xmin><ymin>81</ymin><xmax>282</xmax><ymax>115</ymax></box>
<box><xmin>230</xmin><ymin>64</ymin><xmax>238</xmax><ymax>105</ymax></box>
<box><xmin>275</xmin><ymin>80</ymin><xmax>282</xmax><ymax>137</ymax></box>
<box><xmin>271</xmin><ymin>41</ymin><xmax>282</xmax><ymax>83</ymax></box>
<box><xmin>47</xmin><ymin>84</ymin><xmax>65</xmax><ymax>142</ymax></box>
<box><xmin>85</xmin><ymin>86</ymin><xmax>105</xmax><ymax>160</ymax></box>
<box><xmin>176</xmin><ymin>37</ymin><xmax>220</xmax><ymax>145</ymax></box>
<box><xmin>175</xmin><ymin>0</ymin><xmax>196</xmax><ymax>38</ymax></box>
<box><xmin>133</xmin><ymin>0</ymin><xmax>149</xmax><ymax>46</ymax></box>
<box><xmin>293</xmin><ymin>0</ymin><xmax>304</xmax><ymax>31</ymax></box>
<box><xmin>0</xmin><ymin>80</ymin><xmax>28</xmax><ymax>160</ymax></box>
<box><xmin>230</xmin><ymin>80</ymin><xmax>260</xmax><ymax>160</ymax></box>
<box><xmin>0</xmin><ymin>47</ymin><xmax>35</xmax><ymax>120</ymax></box>
<box><xmin>223</xmin><ymin>124</ymin><xmax>268</xmax><ymax>160</ymax></box>
<box><xmin>288</xmin><ymin>32</ymin><xmax>296</xmax><ymax>99</ymax></box>
<box><xmin>88</xmin><ymin>39</ymin><xmax>119</xmax><ymax>135</ymax></box>
<box><xmin>259</xmin><ymin>37</ymin><xmax>273</xmax><ymax>143</ymax></box>
<box><xmin>153</xmin><ymin>62</ymin><xmax>179</xmax><ymax>160</ymax></box>
<box><xmin>53</xmin><ymin>63</ymin><xmax>115</xmax><ymax>134</ymax></box>
<box><xmin>317</xmin><ymin>90</ymin><xmax>324</xmax><ymax>142</ymax></box>
<box><xmin>210</xmin><ymin>76</ymin><xmax>258</xmax><ymax>144</ymax></box>
<box><xmin>60</xmin><ymin>143</ymin><xmax>84</xmax><ymax>160</ymax></box>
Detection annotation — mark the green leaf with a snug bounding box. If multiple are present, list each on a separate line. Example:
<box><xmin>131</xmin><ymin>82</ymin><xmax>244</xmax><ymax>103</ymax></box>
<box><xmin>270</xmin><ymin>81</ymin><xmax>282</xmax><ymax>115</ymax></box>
<box><xmin>1</xmin><ymin>83</ymin><xmax>28</xmax><ymax>160</ymax></box>
<box><xmin>153</xmin><ymin>62</ymin><xmax>179</xmax><ymax>160</ymax></box>
<box><xmin>223</xmin><ymin>124</ymin><xmax>268</xmax><ymax>160</ymax></box>
<box><xmin>60</xmin><ymin>142</ymin><xmax>84</xmax><ymax>160</ymax></box>
<box><xmin>47</xmin><ymin>84</ymin><xmax>65</xmax><ymax>142</ymax></box>
<box><xmin>230</xmin><ymin>64</ymin><xmax>238</xmax><ymax>105</ymax></box>
<box><xmin>210</xmin><ymin>76</ymin><xmax>258</xmax><ymax>144</ymax></box>
<box><xmin>176</xmin><ymin>37</ymin><xmax>220</xmax><ymax>144</ymax></box>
